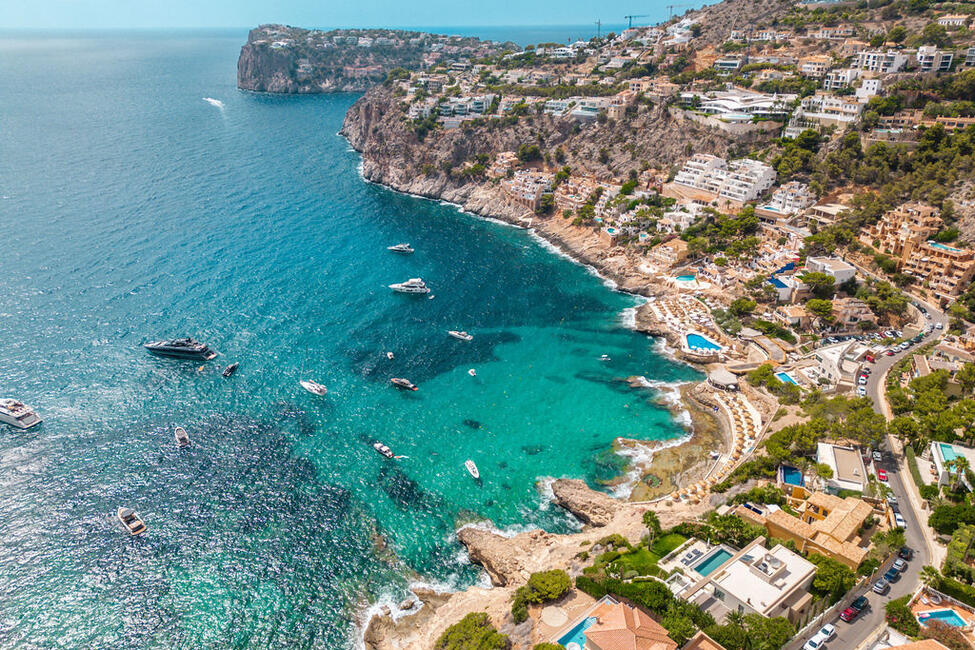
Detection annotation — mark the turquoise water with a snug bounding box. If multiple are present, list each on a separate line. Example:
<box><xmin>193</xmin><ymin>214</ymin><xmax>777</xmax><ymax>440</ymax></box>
<box><xmin>781</xmin><ymin>466</ymin><xmax>804</xmax><ymax>486</ymax></box>
<box><xmin>557</xmin><ymin>615</ymin><xmax>598</xmax><ymax>648</ymax></box>
<box><xmin>940</xmin><ymin>443</ymin><xmax>960</xmax><ymax>463</ymax></box>
<box><xmin>693</xmin><ymin>548</ymin><xmax>733</xmax><ymax>576</ymax></box>
<box><xmin>676</xmin><ymin>275</ymin><xmax>696</xmax><ymax>282</ymax></box>
<box><xmin>918</xmin><ymin>609</ymin><xmax>968</xmax><ymax>628</ymax></box>
<box><xmin>775</xmin><ymin>372</ymin><xmax>798</xmax><ymax>385</ymax></box>
<box><xmin>0</xmin><ymin>32</ymin><xmax>701</xmax><ymax>647</ymax></box>
<box><xmin>686</xmin><ymin>333</ymin><xmax>722</xmax><ymax>351</ymax></box>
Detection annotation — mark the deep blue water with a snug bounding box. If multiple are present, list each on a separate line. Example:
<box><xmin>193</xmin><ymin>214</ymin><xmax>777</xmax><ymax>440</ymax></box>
<box><xmin>0</xmin><ymin>32</ymin><xmax>700</xmax><ymax>647</ymax></box>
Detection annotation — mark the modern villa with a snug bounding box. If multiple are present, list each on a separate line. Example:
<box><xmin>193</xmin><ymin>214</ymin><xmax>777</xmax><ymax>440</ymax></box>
<box><xmin>552</xmin><ymin>595</ymin><xmax>677</xmax><ymax>650</ymax></box>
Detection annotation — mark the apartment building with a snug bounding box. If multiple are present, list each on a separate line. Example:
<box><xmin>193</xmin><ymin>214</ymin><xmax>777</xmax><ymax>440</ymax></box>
<box><xmin>806</xmin><ymin>256</ymin><xmax>856</xmax><ymax>285</ymax></box>
<box><xmin>822</xmin><ymin>68</ymin><xmax>859</xmax><ymax>91</ymax></box>
<box><xmin>798</xmin><ymin>92</ymin><xmax>864</xmax><ymax>126</ymax></box>
<box><xmin>853</xmin><ymin>50</ymin><xmax>908</xmax><ymax>73</ymax></box>
<box><xmin>668</xmin><ymin>154</ymin><xmax>776</xmax><ymax>206</ymax></box>
<box><xmin>902</xmin><ymin>241</ymin><xmax>975</xmax><ymax>301</ymax></box>
<box><xmin>648</xmin><ymin>238</ymin><xmax>690</xmax><ymax>269</ymax></box>
<box><xmin>681</xmin><ymin>88</ymin><xmax>797</xmax><ymax>120</ymax></box>
<box><xmin>832</xmin><ymin>297</ymin><xmax>876</xmax><ymax>327</ymax></box>
<box><xmin>501</xmin><ymin>170</ymin><xmax>553</xmax><ymax>211</ymax></box>
<box><xmin>967</xmin><ymin>46</ymin><xmax>975</xmax><ymax>67</ymax></box>
<box><xmin>487</xmin><ymin>151</ymin><xmax>519</xmax><ymax>179</ymax></box>
<box><xmin>859</xmin><ymin>202</ymin><xmax>942</xmax><ymax>260</ymax></box>
<box><xmin>799</xmin><ymin>55</ymin><xmax>833</xmax><ymax>78</ymax></box>
<box><xmin>916</xmin><ymin>46</ymin><xmax>954</xmax><ymax>73</ymax></box>
<box><xmin>938</xmin><ymin>14</ymin><xmax>969</xmax><ymax>27</ymax></box>
<box><xmin>813</xmin><ymin>26</ymin><xmax>855</xmax><ymax>40</ymax></box>
<box><xmin>756</xmin><ymin>181</ymin><xmax>815</xmax><ymax>221</ymax></box>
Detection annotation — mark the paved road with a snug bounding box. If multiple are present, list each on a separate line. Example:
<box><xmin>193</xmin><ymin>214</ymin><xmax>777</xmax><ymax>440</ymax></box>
<box><xmin>793</xmin><ymin>299</ymin><xmax>947</xmax><ymax>650</ymax></box>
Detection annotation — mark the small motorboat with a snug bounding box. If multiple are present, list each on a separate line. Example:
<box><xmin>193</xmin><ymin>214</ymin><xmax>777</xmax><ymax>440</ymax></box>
<box><xmin>386</xmin><ymin>351</ymin><xmax>394</xmax><ymax>360</ymax></box>
<box><xmin>117</xmin><ymin>507</ymin><xmax>147</xmax><ymax>536</ymax></box>
<box><xmin>222</xmin><ymin>362</ymin><xmax>239</xmax><ymax>377</ymax></box>
<box><xmin>391</xmin><ymin>378</ymin><xmax>418</xmax><ymax>391</ymax></box>
<box><xmin>174</xmin><ymin>426</ymin><xmax>190</xmax><ymax>448</ymax></box>
<box><xmin>599</xmin><ymin>354</ymin><xmax>611</xmax><ymax>362</ymax></box>
<box><xmin>465</xmin><ymin>459</ymin><xmax>480</xmax><ymax>479</ymax></box>
<box><xmin>448</xmin><ymin>330</ymin><xmax>473</xmax><ymax>341</ymax></box>
<box><xmin>468</xmin><ymin>368</ymin><xmax>477</xmax><ymax>377</ymax></box>
<box><xmin>373</xmin><ymin>442</ymin><xmax>394</xmax><ymax>458</ymax></box>
<box><xmin>387</xmin><ymin>243</ymin><xmax>414</xmax><ymax>254</ymax></box>
<box><xmin>300</xmin><ymin>380</ymin><xmax>328</xmax><ymax>396</ymax></box>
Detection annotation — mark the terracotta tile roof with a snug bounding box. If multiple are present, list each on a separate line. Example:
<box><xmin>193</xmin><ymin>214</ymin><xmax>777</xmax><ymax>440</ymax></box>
<box><xmin>682</xmin><ymin>630</ymin><xmax>727</xmax><ymax>650</ymax></box>
<box><xmin>887</xmin><ymin>641</ymin><xmax>951</xmax><ymax>650</ymax></box>
<box><xmin>585</xmin><ymin>602</ymin><xmax>678</xmax><ymax>650</ymax></box>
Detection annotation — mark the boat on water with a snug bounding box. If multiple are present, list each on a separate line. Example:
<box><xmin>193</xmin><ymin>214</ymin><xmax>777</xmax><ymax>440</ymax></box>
<box><xmin>391</xmin><ymin>377</ymin><xmax>418</xmax><ymax>391</ymax></box>
<box><xmin>144</xmin><ymin>338</ymin><xmax>217</xmax><ymax>360</ymax></box>
<box><xmin>465</xmin><ymin>459</ymin><xmax>480</xmax><ymax>479</ymax></box>
<box><xmin>468</xmin><ymin>368</ymin><xmax>477</xmax><ymax>377</ymax></box>
<box><xmin>300</xmin><ymin>380</ymin><xmax>328</xmax><ymax>396</ymax></box>
<box><xmin>387</xmin><ymin>243</ymin><xmax>414</xmax><ymax>254</ymax></box>
<box><xmin>373</xmin><ymin>442</ymin><xmax>394</xmax><ymax>458</ymax></box>
<box><xmin>448</xmin><ymin>330</ymin><xmax>473</xmax><ymax>341</ymax></box>
<box><xmin>174</xmin><ymin>426</ymin><xmax>190</xmax><ymax>448</ymax></box>
<box><xmin>117</xmin><ymin>507</ymin><xmax>147</xmax><ymax>535</ymax></box>
<box><xmin>0</xmin><ymin>399</ymin><xmax>42</xmax><ymax>429</ymax></box>
<box><xmin>386</xmin><ymin>351</ymin><xmax>394</xmax><ymax>360</ymax></box>
<box><xmin>222</xmin><ymin>362</ymin><xmax>239</xmax><ymax>377</ymax></box>
<box><xmin>389</xmin><ymin>278</ymin><xmax>430</xmax><ymax>294</ymax></box>
<box><xmin>599</xmin><ymin>354</ymin><xmax>611</xmax><ymax>362</ymax></box>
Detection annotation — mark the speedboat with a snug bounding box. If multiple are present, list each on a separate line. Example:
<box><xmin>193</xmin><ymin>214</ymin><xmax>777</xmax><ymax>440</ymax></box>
<box><xmin>389</xmin><ymin>278</ymin><xmax>430</xmax><ymax>294</ymax></box>
<box><xmin>599</xmin><ymin>354</ymin><xmax>611</xmax><ymax>362</ymax></box>
<box><xmin>222</xmin><ymin>362</ymin><xmax>239</xmax><ymax>377</ymax></box>
<box><xmin>468</xmin><ymin>368</ymin><xmax>477</xmax><ymax>377</ymax></box>
<box><xmin>465</xmin><ymin>459</ymin><xmax>480</xmax><ymax>479</ymax></box>
<box><xmin>373</xmin><ymin>442</ymin><xmax>394</xmax><ymax>458</ymax></box>
<box><xmin>387</xmin><ymin>243</ymin><xmax>414</xmax><ymax>254</ymax></box>
<box><xmin>300</xmin><ymin>380</ymin><xmax>328</xmax><ymax>396</ymax></box>
<box><xmin>144</xmin><ymin>338</ymin><xmax>217</xmax><ymax>360</ymax></box>
<box><xmin>117</xmin><ymin>507</ymin><xmax>147</xmax><ymax>535</ymax></box>
<box><xmin>174</xmin><ymin>426</ymin><xmax>190</xmax><ymax>448</ymax></box>
<box><xmin>0</xmin><ymin>399</ymin><xmax>42</xmax><ymax>429</ymax></box>
<box><xmin>448</xmin><ymin>330</ymin><xmax>473</xmax><ymax>341</ymax></box>
<box><xmin>391</xmin><ymin>377</ymin><xmax>418</xmax><ymax>391</ymax></box>
<box><xmin>386</xmin><ymin>351</ymin><xmax>395</xmax><ymax>360</ymax></box>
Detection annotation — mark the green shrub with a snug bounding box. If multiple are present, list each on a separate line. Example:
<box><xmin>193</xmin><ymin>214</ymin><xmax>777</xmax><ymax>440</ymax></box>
<box><xmin>885</xmin><ymin>596</ymin><xmax>919</xmax><ymax>636</ymax></box>
<box><xmin>435</xmin><ymin>613</ymin><xmax>510</xmax><ymax>650</ymax></box>
<box><xmin>533</xmin><ymin>644</ymin><xmax>566</xmax><ymax>650</ymax></box>
<box><xmin>511</xmin><ymin>570</ymin><xmax>571</xmax><ymax>622</ymax></box>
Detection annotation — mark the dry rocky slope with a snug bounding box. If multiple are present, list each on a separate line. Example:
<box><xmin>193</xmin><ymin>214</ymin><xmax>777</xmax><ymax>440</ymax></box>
<box><xmin>340</xmin><ymin>86</ymin><xmax>774</xmax><ymax>295</ymax></box>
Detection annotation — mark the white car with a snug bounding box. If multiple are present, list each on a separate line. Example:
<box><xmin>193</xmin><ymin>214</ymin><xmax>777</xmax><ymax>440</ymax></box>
<box><xmin>817</xmin><ymin>624</ymin><xmax>836</xmax><ymax>640</ymax></box>
<box><xmin>858</xmin><ymin>377</ymin><xmax>868</xmax><ymax>385</ymax></box>
<box><xmin>936</xmin><ymin>322</ymin><xmax>944</xmax><ymax>330</ymax></box>
<box><xmin>857</xmin><ymin>386</ymin><xmax>867</xmax><ymax>396</ymax></box>
<box><xmin>803</xmin><ymin>632</ymin><xmax>830</xmax><ymax>650</ymax></box>
<box><xmin>894</xmin><ymin>512</ymin><xmax>907</xmax><ymax>529</ymax></box>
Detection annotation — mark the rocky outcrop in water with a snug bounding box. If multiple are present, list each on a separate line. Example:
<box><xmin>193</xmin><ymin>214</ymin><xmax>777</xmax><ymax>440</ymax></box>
<box><xmin>550</xmin><ymin>478</ymin><xmax>620</xmax><ymax>527</ymax></box>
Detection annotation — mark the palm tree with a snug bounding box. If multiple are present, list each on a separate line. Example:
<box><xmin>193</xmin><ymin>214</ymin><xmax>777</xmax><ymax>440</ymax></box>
<box><xmin>642</xmin><ymin>510</ymin><xmax>662</xmax><ymax>547</ymax></box>
<box><xmin>920</xmin><ymin>565</ymin><xmax>942</xmax><ymax>590</ymax></box>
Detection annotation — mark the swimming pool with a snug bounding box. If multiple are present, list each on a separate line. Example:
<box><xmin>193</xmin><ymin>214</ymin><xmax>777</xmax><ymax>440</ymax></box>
<box><xmin>768</xmin><ymin>276</ymin><xmax>788</xmax><ymax>289</ymax></box>
<box><xmin>940</xmin><ymin>443</ymin><xmax>960</xmax><ymax>463</ymax></box>
<box><xmin>929</xmin><ymin>241</ymin><xmax>963</xmax><ymax>253</ymax></box>
<box><xmin>775</xmin><ymin>372</ymin><xmax>798</xmax><ymax>385</ymax></box>
<box><xmin>675</xmin><ymin>274</ymin><xmax>696</xmax><ymax>282</ymax></box>
<box><xmin>694</xmin><ymin>549</ymin><xmax>733</xmax><ymax>576</ymax></box>
<box><xmin>781</xmin><ymin>465</ymin><xmax>804</xmax><ymax>486</ymax></box>
<box><xmin>686</xmin><ymin>333</ymin><xmax>722</xmax><ymax>351</ymax></box>
<box><xmin>558</xmin><ymin>616</ymin><xmax>597</xmax><ymax>649</ymax></box>
<box><xmin>918</xmin><ymin>609</ymin><xmax>968</xmax><ymax>628</ymax></box>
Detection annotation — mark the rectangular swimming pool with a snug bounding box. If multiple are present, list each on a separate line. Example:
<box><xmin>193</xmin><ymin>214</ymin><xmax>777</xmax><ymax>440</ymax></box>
<box><xmin>918</xmin><ymin>609</ymin><xmax>968</xmax><ymax>628</ymax></box>
<box><xmin>940</xmin><ymin>443</ymin><xmax>960</xmax><ymax>463</ymax></box>
<box><xmin>693</xmin><ymin>549</ymin><xmax>733</xmax><ymax>576</ymax></box>
<box><xmin>781</xmin><ymin>465</ymin><xmax>804</xmax><ymax>486</ymax></box>
<box><xmin>775</xmin><ymin>372</ymin><xmax>798</xmax><ymax>385</ymax></box>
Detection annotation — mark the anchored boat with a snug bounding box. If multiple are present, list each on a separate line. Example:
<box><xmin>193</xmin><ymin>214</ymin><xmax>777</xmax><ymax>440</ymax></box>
<box><xmin>174</xmin><ymin>426</ymin><xmax>190</xmax><ymax>448</ymax></box>
<box><xmin>144</xmin><ymin>337</ymin><xmax>217</xmax><ymax>360</ymax></box>
<box><xmin>391</xmin><ymin>378</ymin><xmax>418</xmax><ymax>391</ymax></box>
<box><xmin>387</xmin><ymin>243</ymin><xmax>414</xmax><ymax>254</ymax></box>
<box><xmin>300</xmin><ymin>380</ymin><xmax>328</xmax><ymax>396</ymax></box>
<box><xmin>465</xmin><ymin>459</ymin><xmax>480</xmax><ymax>479</ymax></box>
<box><xmin>389</xmin><ymin>278</ymin><xmax>430</xmax><ymax>294</ymax></box>
<box><xmin>0</xmin><ymin>399</ymin><xmax>42</xmax><ymax>429</ymax></box>
<box><xmin>448</xmin><ymin>330</ymin><xmax>473</xmax><ymax>341</ymax></box>
<box><xmin>117</xmin><ymin>507</ymin><xmax>147</xmax><ymax>535</ymax></box>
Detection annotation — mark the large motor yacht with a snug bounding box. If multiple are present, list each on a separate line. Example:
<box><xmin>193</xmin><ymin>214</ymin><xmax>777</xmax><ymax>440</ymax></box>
<box><xmin>0</xmin><ymin>399</ymin><xmax>42</xmax><ymax>429</ymax></box>
<box><xmin>389</xmin><ymin>278</ymin><xmax>430</xmax><ymax>294</ymax></box>
<box><xmin>143</xmin><ymin>337</ymin><xmax>217</xmax><ymax>360</ymax></box>
<box><xmin>387</xmin><ymin>243</ymin><xmax>414</xmax><ymax>254</ymax></box>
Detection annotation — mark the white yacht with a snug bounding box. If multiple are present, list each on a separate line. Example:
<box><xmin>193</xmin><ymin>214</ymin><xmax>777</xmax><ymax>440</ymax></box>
<box><xmin>300</xmin><ymin>380</ymin><xmax>328</xmax><ymax>396</ymax></box>
<box><xmin>465</xmin><ymin>459</ymin><xmax>480</xmax><ymax>479</ymax></box>
<box><xmin>0</xmin><ymin>399</ymin><xmax>42</xmax><ymax>429</ymax></box>
<box><xmin>387</xmin><ymin>243</ymin><xmax>414</xmax><ymax>254</ymax></box>
<box><xmin>448</xmin><ymin>330</ymin><xmax>473</xmax><ymax>341</ymax></box>
<box><xmin>389</xmin><ymin>278</ymin><xmax>430</xmax><ymax>294</ymax></box>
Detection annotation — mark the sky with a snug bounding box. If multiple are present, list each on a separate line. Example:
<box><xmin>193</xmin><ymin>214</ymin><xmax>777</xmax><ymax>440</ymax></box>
<box><xmin>1</xmin><ymin>0</ymin><xmax>683</xmax><ymax>30</ymax></box>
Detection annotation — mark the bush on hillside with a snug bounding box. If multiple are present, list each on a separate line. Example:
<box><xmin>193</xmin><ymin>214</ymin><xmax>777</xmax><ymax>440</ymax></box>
<box><xmin>435</xmin><ymin>613</ymin><xmax>510</xmax><ymax>650</ymax></box>
<box><xmin>511</xmin><ymin>570</ymin><xmax>571</xmax><ymax>623</ymax></box>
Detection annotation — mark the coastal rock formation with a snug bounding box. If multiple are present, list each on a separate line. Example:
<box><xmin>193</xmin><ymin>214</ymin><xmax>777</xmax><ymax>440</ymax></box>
<box><xmin>458</xmin><ymin>525</ymin><xmax>549</xmax><ymax>586</ymax></box>
<box><xmin>550</xmin><ymin>479</ymin><xmax>619</xmax><ymax>527</ymax></box>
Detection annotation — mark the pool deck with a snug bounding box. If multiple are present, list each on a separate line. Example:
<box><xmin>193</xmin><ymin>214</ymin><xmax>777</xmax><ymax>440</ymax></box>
<box><xmin>911</xmin><ymin>598</ymin><xmax>975</xmax><ymax>641</ymax></box>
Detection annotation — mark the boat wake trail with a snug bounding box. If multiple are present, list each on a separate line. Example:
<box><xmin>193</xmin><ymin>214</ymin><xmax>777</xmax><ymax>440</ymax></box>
<box><xmin>202</xmin><ymin>97</ymin><xmax>225</xmax><ymax>110</ymax></box>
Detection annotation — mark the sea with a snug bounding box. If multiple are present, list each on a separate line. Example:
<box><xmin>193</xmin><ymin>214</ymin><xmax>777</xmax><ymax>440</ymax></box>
<box><xmin>0</xmin><ymin>29</ymin><xmax>701</xmax><ymax>648</ymax></box>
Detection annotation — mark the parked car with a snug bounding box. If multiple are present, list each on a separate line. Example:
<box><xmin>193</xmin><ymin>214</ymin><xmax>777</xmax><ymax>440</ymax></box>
<box><xmin>852</xmin><ymin>596</ymin><xmax>869</xmax><ymax>611</ymax></box>
<box><xmin>894</xmin><ymin>512</ymin><xmax>907</xmax><ymax>529</ymax></box>
<box><xmin>899</xmin><ymin>547</ymin><xmax>913</xmax><ymax>560</ymax></box>
<box><xmin>802</xmin><ymin>635</ymin><xmax>827</xmax><ymax>650</ymax></box>
<box><xmin>817</xmin><ymin>624</ymin><xmax>836</xmax><ymax>640</ymax></box>
<box><xmin>840</xmin><ymin>607</ymin><xmax>859</xmax><ymax>622</ymax></box>
<box><xmin>885</xmin><ymin>350</ymin><xmax>895</xmax><ymax>356</ymax></box>
<box><xmin>893</xmin><ymin>558</ymin><xmax>908</xmax><ymax>572</ymax></box>
<box><xmin>859</xmin><ymin>377</ymin><xmax>868</xmax><ymax>385</ymax></box>
<box><xmin>873</xmin><ymin>578</ymin><xmax>890</xmax><ymax>594</ymax></box>
<box><xmin>878</xmin><ymin>469</ymin><xmax>888</xmax><ymax>482</ymax></box>
<box><xmin>884</xmin><ymin>567</ymin><xmax>900</xmax><ymax>582</ymax></box>
<box><xmin>936</xmin><ymin>322</ymin><xmax>944</xmax><ymax>330</ymax></box>
<box><xmin>873</xmin><ymin>451</ymin><xmax>883</xmax><ymax>462</ymax></box>
<box><xmin>857</xmin><ymin>386</ymin><xmax>867</xmax><ymax>396</ymax></box>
